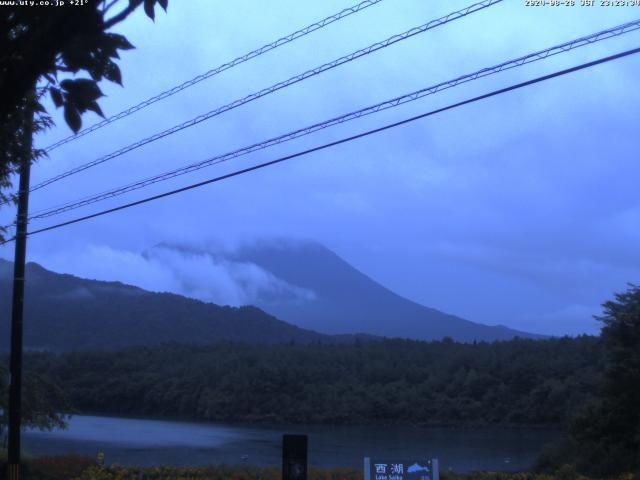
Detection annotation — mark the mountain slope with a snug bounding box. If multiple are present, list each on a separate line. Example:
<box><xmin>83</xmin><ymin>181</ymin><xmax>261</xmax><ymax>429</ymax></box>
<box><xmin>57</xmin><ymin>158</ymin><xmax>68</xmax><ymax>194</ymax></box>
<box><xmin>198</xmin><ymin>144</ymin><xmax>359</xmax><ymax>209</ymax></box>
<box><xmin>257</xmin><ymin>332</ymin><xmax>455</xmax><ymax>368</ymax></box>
<box><xmin>154</xmin><ymin>240</ymin><xmax>540</xmax><ymax>341</ymax></box>
<box><xmin>0</xmin><ymin>258</ymin><xmax>334</xmax><ymax>352</ymax></box>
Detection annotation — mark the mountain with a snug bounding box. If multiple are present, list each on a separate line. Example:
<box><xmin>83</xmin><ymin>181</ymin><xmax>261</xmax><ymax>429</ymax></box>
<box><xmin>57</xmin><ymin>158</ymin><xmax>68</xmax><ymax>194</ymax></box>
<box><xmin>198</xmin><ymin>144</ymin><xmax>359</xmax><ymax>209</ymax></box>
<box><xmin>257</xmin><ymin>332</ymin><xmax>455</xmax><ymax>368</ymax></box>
<box><xmin>150</xmin><ymin>240</ymin><xmax>541</xmax><ymax>341</ymax></box>
<box><xmin>0</xmin><ymin>240</ymin><xmax>539</xmax><ymax>350</ymax></box>
<box><xmin>0</xmin><ymin>258</ymin><xmax>342</xmax><ymax>352</ymax></box>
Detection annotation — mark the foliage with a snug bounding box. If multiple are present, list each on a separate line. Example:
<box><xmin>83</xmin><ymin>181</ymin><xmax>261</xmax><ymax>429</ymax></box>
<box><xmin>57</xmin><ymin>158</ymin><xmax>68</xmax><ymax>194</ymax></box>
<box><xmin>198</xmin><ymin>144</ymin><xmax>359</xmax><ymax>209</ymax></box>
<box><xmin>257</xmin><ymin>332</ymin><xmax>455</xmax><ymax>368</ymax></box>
<box><xmin>18</xmin><ymin>336</ymin><xmax>603</xmax><ymax>427</ymax></box>
<box><xmin>23</xmin><ymin>454</ymin><xmax>96</xmax><ymax>480</ymax></box>
<box><xmin>71</xmin><ymin>464</ymin><xmax>360</xmax><ymax>480</ymax></box>
<box><xmin>0</xmin><ymin>362</ymin><xmax>72</xmax><ymax>441</ymax></box>
<box><xmin>0</xmin><ymin>0</ymin><xmax>169</xmax><ymax>237</ymax></box>
<box><xmin>64</xmin><ymin>464</ymin><xmax>621</xmax><ymax>480</ymax></box>
<box><xmin>0</xmin><ymin>457</ymin><xmax>637</xmax><ymax>480</ymax></box>
<box><xmin>443</xmin><ymin>472</ymin><xmax>580</xmax><ymax>480</ymax></box>
<box><xmin>564</xmin><ymin>284</ymin><xmax>640</xmax><ymax>477</ymax></box>
<box><xmin>1</xmin><ymin>0</ymin><xmax>169</xmax><ymax>130</ymax></box>
<box><xmin>0</xmin><ymin>88</ymin><xmax>52</xmax><ymax>230</ymax></box>
<box><xmin>533</xmin><ymin>438</ymin><xmax>580</xmax><ymax>476</ymax></box>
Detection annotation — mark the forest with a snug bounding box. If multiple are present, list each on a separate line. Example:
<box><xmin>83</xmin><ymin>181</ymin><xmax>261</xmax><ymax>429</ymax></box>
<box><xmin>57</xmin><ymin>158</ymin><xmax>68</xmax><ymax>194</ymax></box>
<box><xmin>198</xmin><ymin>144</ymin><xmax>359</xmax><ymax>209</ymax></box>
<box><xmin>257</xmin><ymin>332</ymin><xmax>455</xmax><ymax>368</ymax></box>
<box><xmin>19</xmin><ymin>335</ymin><xmax>602</xmax><ymax>427</ymax></box>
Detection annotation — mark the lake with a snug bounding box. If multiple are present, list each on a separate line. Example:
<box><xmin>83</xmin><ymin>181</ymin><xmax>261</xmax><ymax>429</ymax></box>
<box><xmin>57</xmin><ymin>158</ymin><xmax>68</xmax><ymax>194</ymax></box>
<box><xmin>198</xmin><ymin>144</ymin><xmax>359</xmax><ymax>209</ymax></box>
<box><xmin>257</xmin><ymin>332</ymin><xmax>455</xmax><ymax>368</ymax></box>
<box><xmin>23</xmin><ymin>415</ymin><xmax>559</xmax><ymax>472</ymax></box>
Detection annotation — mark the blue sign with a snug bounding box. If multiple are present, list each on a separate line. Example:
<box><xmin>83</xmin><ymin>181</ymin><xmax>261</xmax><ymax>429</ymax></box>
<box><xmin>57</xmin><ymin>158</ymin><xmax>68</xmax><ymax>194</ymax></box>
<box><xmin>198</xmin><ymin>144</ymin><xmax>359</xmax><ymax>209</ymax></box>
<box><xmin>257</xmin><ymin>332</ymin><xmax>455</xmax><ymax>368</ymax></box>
<box><xmin>364</xmin><ymin>458</ymin><xmax>439</xmax><ymax>480</ymax></box>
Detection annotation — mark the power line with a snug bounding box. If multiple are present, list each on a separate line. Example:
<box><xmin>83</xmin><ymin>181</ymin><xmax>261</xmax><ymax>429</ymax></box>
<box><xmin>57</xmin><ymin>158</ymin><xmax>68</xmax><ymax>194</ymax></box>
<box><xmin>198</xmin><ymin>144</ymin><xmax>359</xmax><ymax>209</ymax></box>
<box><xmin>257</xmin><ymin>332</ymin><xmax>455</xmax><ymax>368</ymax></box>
<box><xmin>10</xmin><ymin>45</ymin><xmax>637</xmax><ymax>242</ymax></box>
<box><xmin>29</xmin><ymin>0</ymin><xmax>502</xmax><ymax>193</ymax></box>
<box><xmin>1</xmin><ymin>236</ymin><xmax>16</xmax><ymax>246</ymax></box>
<box><xmin>43</xmin><ymin>0</ymin><xmax>386</xmax><ymax>153</ymax></box>
<box><xmin>26</xmin><ymin>18</ymin><xmax>640</xmax><ymax>222</ymax></box>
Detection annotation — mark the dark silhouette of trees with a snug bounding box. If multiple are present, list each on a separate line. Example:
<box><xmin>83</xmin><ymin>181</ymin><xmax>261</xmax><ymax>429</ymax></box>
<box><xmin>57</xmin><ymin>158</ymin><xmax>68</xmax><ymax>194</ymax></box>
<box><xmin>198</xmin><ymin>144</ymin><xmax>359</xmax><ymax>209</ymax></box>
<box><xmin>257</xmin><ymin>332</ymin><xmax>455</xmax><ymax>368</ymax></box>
<box><xmin>535</xmin><ymin>285</ymin><xmax>640</xmax><ymax>477</ymax></box>
<box><xmin>569</xmin><ymin>284</ymin><xmax>640</xmax><ymax>476</ymax></box>
<box><xmin>0</xmin><ymin>363</ymin><xmax>72</xmax><ymax>441</ymax></box>
<box><xmin>17</xmin><ymin>336</ymin><xmax>603</xmax><ymax>427</ymax></box>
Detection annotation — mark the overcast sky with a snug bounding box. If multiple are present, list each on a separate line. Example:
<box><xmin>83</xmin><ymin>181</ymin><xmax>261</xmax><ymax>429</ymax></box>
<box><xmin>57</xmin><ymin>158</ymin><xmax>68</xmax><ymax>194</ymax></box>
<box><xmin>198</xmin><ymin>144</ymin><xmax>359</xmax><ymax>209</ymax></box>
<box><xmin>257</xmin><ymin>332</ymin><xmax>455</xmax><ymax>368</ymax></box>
<box><xmin>1</xmin><ymin>0</ymin><xmax>639</xmax><ymax>336</ymax></box>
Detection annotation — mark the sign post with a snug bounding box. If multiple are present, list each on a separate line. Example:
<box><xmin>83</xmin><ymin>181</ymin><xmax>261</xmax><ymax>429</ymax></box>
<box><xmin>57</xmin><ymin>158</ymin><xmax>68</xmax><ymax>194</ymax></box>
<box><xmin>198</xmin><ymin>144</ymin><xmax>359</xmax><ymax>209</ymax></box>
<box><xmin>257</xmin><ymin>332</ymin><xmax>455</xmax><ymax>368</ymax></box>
<box><xmin>364</xmin><ymin>457</ymin><xmax>439</xmax><ymax>480</ymax></box>
<box><xmin>282</xmin><ymin>434</ymin><xmax>307</xmax><ymax>480</ymax></box>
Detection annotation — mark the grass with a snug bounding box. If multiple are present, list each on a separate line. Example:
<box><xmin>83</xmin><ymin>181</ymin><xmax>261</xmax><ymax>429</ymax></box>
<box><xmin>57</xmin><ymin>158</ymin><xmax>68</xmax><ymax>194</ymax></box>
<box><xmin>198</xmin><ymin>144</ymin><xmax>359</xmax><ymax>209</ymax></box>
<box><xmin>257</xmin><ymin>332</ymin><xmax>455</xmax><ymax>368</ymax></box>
<box><xmin>0</xmin><ymin>455</ymin><xmax>636</xmax><ymax>480</ymax></box>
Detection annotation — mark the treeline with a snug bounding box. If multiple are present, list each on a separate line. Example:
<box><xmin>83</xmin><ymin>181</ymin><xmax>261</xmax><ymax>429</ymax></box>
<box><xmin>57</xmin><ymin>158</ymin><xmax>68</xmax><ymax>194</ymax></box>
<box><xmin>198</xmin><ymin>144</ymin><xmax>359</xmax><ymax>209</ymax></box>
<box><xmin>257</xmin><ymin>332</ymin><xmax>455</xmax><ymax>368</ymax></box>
<box><xmin>22</xmin><ymin>336</ymin><xmax>603</xmax><ymax>427</ymax></box>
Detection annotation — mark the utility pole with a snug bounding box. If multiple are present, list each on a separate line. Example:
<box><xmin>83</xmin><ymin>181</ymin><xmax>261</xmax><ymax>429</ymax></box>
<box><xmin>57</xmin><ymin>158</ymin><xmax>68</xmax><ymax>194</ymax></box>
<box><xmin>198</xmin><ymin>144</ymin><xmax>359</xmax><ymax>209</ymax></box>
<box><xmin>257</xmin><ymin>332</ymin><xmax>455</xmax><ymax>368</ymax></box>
<box><xmin>7</xmin><ymin>102</ymin><xmax>33</xmax><ymax>480</ymax></box>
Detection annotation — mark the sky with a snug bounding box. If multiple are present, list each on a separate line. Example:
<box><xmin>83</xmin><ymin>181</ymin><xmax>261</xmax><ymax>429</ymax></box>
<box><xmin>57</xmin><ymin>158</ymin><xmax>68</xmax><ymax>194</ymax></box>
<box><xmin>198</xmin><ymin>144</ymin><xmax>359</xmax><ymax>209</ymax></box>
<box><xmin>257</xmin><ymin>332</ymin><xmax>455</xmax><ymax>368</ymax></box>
<box><xmin>1</xmin><ymin>0</ymin><xmax>639</xmax><ymax>336</ymax></box>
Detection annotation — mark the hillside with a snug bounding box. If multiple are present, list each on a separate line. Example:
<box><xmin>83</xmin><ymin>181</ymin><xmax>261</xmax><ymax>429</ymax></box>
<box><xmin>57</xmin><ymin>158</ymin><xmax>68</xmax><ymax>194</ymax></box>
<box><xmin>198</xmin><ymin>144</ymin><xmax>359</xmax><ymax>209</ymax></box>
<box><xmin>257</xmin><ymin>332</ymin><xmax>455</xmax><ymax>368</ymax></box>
<box><xmin>0</xmin><ymin>238</ymin><xmax>542</xmax><ymax>350</ymax></box>
<box><xmin>0</xmin><ymin>258</ymin><xmax>334</xmax><ymax>351</ymax></box>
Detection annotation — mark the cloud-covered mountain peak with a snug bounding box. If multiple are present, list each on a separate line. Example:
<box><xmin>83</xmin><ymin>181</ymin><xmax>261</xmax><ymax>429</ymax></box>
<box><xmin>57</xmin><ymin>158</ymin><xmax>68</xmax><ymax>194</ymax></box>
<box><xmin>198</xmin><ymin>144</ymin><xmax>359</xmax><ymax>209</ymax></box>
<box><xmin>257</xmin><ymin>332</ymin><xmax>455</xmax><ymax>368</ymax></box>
<box><xmin>150</xmin><ymin>239</ymin><xmax>541</xmax><ymax>341</ymax></box>
<box><xmin>143</xmin><ymin>241</ymin><xmax>317</xmax><ymax>307</ymax></box>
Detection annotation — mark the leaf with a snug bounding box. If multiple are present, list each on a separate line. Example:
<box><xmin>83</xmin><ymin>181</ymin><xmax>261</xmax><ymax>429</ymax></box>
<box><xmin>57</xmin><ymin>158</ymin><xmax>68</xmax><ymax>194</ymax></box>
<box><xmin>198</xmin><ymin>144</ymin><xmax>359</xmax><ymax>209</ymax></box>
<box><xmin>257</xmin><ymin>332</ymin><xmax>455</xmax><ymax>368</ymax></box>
<box><xmin>106</xmin><ymin>33</ymin><xmax>135</xmax><ymax>51</ymax></box>
<box><xmin>158</xmin><ymin>0</ymin><xmax>168</xmax><ymax>11</ymax></box>
<box><xmin>63</xmin><ymin>105</ymin><xmax>82</xmax><ymax>133</ymax></box>
<box><xmin>86</xmin><ymin>101</ymin><xmax>104</xmax><ymax>118</ymax></box>
<box><xmin>31</xmin><ymin>148</ymin><xmax>48</xmax><ymax>161</ymax></box>
<box><xmin>33</xmin><ymin>101</ymin><xmax>47</xmax><ymax>114</ymax></box>
<box><xmin>87</xmin><ymin>62</ymin><xmax>103</xmax><ymax>81</ymax></box>
<box><xmin>61</xmin><ymin>42</ymin><xmax>91</xmax><ymax>73</ymax></box>
<box><xmin>103</xmin><ymin>61</ymin><xmax>122</xmax><ymax>85</ymax></box>
<box><xmin>144</xmin><ymin>0</ymin><xmax>155</xmax><ymax>20</ymax></box>
<box><xmin>59</xmin><ymin>79</ymin><xmax>75</xmax><ymax>91</ymax></box>
<box><xmin>50</xmin><ymin>88</ymin><xmax>64</xmax><ymax>108</ymax></box>
<box><xmin>59</xmin><ymin>79</ymin><xmax>105</xmax><ymax>125</ymax></box>
<box><xmin>61</xmin><ymin>79</ymin><xmax>104</xmax><ymax>102</ymax></box>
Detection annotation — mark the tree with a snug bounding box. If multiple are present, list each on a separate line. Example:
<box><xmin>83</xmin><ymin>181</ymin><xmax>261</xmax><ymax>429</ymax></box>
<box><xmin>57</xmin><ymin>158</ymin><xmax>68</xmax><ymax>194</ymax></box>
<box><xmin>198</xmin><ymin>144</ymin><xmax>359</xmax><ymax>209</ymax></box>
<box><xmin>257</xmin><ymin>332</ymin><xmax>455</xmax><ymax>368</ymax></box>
<box><xmin>569</xmin><ymin>284</ymin><xmax>640</xmax><ymax>476</ymax></box>
<box><xmin>0</xmin><ymin>0</ymin><xmax>169</xmax><ymax>238</ymax></box>
<box><xmin>0</xmin><ymin>0</ymin><xmax>170</xmax><ymax>442</ymax></box>
<box><xmin>0</xmin><ymin>363</ymin><xmax>72</xmax><ymax>441</ymax></box>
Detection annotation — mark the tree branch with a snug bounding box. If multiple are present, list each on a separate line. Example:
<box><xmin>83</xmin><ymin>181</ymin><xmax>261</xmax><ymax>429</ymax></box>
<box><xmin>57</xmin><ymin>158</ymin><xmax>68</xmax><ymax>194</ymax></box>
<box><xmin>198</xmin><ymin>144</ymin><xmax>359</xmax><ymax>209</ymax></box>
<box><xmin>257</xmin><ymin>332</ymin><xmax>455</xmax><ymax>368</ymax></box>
<box><xmin>102</xmin><ymin>0</ymin><xmax>120</xmax><ymax>15</ymax></box>
<box><xmin>104</xmin><ymin>1</ymin><xmax>140</xmax><ymax>29</ymax></box>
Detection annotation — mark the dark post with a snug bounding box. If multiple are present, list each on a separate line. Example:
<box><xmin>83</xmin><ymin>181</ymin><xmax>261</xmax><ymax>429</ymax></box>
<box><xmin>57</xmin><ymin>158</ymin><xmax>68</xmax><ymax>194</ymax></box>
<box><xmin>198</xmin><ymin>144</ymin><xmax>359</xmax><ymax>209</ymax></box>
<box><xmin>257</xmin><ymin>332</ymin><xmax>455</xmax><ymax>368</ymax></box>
<box><xmin>7</xmin><ymin>107</ymin><xmax>33</xmax><ymax>480</ymax></box>
<box><xmin>282</xmin><ymin>434</ymin><xmax>307</xmax><ymax>480</ymax></box>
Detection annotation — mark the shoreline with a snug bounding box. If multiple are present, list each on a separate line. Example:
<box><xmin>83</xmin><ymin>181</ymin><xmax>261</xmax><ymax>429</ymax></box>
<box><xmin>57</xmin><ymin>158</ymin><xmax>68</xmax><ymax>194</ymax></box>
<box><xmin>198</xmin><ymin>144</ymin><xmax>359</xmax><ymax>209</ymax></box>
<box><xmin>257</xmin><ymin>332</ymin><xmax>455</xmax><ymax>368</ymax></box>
<box><xmin>58</xmin><ymin>410</ymin><xmax>566</xmax><ymax>432</ymax></box>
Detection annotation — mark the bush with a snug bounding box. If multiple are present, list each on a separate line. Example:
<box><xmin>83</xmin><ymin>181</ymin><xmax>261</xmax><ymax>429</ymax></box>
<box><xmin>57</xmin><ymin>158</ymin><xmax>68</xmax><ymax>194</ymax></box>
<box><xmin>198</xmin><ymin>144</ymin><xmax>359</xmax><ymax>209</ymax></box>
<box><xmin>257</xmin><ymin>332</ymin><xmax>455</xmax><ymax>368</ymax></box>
<box><xmin>26</xmin><ymin>454</ymin><xmax>95</xmax><ymax>479</ymax></box>
<box><xmin>71</xmin><ymin>464</ymin><xmax>360</xmax><ymax>480</ymax></box>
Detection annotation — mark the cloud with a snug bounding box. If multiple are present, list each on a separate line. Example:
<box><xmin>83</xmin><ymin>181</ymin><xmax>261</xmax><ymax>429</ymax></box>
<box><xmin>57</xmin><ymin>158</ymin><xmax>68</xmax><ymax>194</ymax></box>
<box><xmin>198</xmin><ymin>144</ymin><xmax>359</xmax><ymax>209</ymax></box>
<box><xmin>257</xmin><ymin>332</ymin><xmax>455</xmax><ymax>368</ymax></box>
<box><xmin>45</xmin><ymin>286</ymin><xmax>95</xmax><ymax>301</ymax></box>
<box><xmin>1</xmin><ymin>0</ymin><xmax>637</xmax><ymax>337</ymax></box>
<box><xmin>33</xmin><ymin>242</ymin><xmax>315</xmax><ymax>308</ymax></box>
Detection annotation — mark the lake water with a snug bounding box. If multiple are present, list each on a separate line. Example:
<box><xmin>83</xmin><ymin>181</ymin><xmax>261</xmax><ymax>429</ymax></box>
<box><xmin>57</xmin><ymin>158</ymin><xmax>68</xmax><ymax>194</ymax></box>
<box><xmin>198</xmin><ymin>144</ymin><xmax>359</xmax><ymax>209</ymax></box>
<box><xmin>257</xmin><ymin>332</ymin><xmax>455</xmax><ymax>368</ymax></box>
<box><xmin>23</xmin><ymin>415</ymin><xmax>559</xmax><ymax>472</ymax></box>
